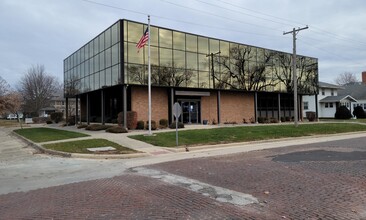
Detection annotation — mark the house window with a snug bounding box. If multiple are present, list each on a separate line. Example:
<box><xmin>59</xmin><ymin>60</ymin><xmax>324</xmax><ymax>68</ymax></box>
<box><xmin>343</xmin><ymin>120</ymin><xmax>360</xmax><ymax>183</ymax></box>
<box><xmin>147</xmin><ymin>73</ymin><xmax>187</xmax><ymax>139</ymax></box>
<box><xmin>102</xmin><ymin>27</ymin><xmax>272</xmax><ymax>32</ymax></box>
<box><xmin>321</xmin><ymin>89</ymin><xmax>325</xmax><ymax>96</ymax></box>
<box><xmin>303</xmin><ymin>101</ymin><xmax>309</xmax><ymax>110</ymax></box>
<box><xmin>325</xmin><ymin>103</ymin><xmax>329</xmax><ymax>108</ymax></box>
<box><xmin>329</xmin><ymin>103</ymin><xmax>333</xmax><ymax>108</ymax></box>
<box><xmin>331</xmin><ymin>89</ymin><xmax>334</xmax><ymax>96</ymax></box>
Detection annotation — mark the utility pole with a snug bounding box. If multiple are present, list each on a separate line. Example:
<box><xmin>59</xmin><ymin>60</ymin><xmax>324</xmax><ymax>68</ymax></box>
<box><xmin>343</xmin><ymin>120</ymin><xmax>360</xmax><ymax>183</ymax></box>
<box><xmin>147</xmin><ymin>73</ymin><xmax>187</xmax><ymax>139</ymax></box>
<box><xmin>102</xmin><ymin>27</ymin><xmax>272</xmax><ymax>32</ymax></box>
<box><xmin>206</xmin><ymin>52</ymin><xmax>221</xmax><ymax>89</ymax></box>
<box><xmin>283</xmin><ymin>26</ymin><xmax>308</xmax><ymax>127</ymax></box>
<box><xmin>206</xmin><ymin>51</ymin><xmax>221</xmax><ymax>124</ymax></box>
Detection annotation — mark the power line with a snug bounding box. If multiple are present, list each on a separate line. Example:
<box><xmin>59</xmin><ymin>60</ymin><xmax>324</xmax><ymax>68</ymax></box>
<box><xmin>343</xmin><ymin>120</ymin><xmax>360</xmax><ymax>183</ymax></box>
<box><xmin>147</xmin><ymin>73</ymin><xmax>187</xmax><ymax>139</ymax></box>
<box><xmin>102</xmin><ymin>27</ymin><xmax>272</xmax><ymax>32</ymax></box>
<box><xmin>193</xmin><ymin>0</ymin><xmax>294</xmax><ymax>27</ymax></box>
<box><xmin>213</xmin><ymin>0</ymin><xmax>307</xmax><ymax>27</ymax></box>
<box><xmin>212</xmin><ymin>0</ymin><xmax>366</xmax><ymax>46</ymax></box>
<box><xmin>79</xmin><ymin>0</ymin><xmax>283</xmax><ymax>39</ymax></box>
<box><xmin>309</xmin><ymin>26</ymin><xmax>366</xmax><ymax>46</ymax></box>
<box><xmin>299</xmin><ymin>38</ymin><xmax>365</xmax><ymax>67</ymax></box>
<box><xmin>159</xmin><ymin>0</ymin><xmax>282</xmax><ymax>31</ymax></box>
<box><xmin>80</xmin><ymin>0</ymin><xmax>366</xmax><ymax>52</ymax></box>
<box><xmin>80</xmin><ymin>0</ymin><xmax>146</xmax><ymax>16</ymax></box>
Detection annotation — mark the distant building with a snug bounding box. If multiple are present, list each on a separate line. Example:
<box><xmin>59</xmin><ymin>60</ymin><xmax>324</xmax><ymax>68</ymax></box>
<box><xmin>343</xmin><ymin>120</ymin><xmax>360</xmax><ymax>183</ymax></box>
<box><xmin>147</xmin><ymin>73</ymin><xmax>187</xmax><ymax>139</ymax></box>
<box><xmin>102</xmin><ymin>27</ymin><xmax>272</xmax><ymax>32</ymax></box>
<box><xmin>39</xmin><ymin>95</ymin><xmax>79</xmax><ymax>118</ymax></box>
<box><xmin>338</xmin><ymin>72</ymin><xmax>366</xmax><ymax>114</ymax></box>
<box><xmin>303</xmin><ymin>82</ymin><xmax>345</xmax><ymax>118</ymax></box>
<box><xmin>303</xmin><ymin>71</ymin><xmax>366</xmax><ymax>119</ymax></box>
<box><xmin>64</xmin><ymin>19</ymin><xmax>318</xmax><ymax>126</ymax></box>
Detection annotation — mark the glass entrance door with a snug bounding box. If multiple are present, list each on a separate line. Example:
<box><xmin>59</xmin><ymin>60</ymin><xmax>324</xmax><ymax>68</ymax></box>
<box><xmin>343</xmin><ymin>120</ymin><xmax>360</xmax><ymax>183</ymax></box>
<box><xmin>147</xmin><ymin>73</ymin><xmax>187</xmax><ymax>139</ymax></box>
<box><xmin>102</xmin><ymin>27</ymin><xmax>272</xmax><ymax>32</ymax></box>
<box><xmin>180</xmin><ymin>100</ymin><xmax>200</xmax><ymax>124</ymax></box>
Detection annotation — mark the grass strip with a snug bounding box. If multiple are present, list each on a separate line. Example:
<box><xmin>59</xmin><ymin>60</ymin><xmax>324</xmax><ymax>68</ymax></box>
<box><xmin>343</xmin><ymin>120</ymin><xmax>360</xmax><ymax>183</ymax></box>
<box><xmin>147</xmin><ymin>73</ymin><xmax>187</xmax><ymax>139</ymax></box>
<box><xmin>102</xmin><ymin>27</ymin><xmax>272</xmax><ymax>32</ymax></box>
<box><xmin>43</xmin><ymin>138</ymin><xmax>138</xmax><ymax>154</ymax></box>
<box><xmin>130</xmin><ymin>123</ymin><xmax>366</xmax><ymax>147</ymax></box>
<box><xmin>14</xmin><ymin>127</ymin><xmax>89</xmax><ymax>143</ymax></box>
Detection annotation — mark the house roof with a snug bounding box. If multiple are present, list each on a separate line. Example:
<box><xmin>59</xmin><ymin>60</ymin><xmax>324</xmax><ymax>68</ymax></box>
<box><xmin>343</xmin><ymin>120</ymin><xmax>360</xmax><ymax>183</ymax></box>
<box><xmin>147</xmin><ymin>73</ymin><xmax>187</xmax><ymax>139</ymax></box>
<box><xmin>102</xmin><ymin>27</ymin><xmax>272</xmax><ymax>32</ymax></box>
<box><xmin>39</xmin><ymin>107</ymin><xmax>57</xmax><ymax>111</ymax></box>
<box><xmin>319</xmin><ymin>95</ymin><xmax>357</xmax><ymax>103</ymax></box>
<box><xmin>318</xmin><ymin>81</ymin><xmax>343</xmax><ymax>89</ymax></box>
<box><xmin>338</xmin><ymin>83</ymin><xmax>366</xmax><ymax>100</ymax></box>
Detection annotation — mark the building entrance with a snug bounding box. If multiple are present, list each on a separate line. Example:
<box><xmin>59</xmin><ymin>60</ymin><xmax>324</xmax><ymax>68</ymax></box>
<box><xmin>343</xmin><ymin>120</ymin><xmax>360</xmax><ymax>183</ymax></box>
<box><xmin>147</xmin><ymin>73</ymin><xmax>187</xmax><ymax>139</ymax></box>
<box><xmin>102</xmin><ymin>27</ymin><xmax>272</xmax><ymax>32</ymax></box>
<box><xmin>178</xmin><ymin>100</ymin><xmax>201</xmax><ymax>124</ymax></box>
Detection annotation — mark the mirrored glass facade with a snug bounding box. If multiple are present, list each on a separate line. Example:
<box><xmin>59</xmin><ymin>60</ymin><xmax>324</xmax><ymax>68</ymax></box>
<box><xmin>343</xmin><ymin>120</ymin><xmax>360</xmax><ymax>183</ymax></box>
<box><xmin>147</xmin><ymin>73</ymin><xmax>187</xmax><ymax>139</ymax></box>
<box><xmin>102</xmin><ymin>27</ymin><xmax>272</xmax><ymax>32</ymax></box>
<box><xmin>64</xmin><ymin>21</ymin><xmax>121</xmax><ymax>96</ymax></box>
<box><xmin>123</xmin><ymin>20</ymin><xmax>318</xmax><ymax>94</ymax></box>
<box><xmin>64</xmin><ymin>19</ymin><xmax>318</xmax><ymax>97</ymax></box>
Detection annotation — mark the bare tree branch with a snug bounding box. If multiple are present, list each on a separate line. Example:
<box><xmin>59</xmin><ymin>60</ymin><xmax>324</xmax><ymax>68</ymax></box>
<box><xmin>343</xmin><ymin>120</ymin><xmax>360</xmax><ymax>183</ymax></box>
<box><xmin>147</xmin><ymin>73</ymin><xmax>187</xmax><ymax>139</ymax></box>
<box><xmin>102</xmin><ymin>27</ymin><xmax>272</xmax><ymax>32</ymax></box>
<box><xmin>334</xmin><ymin>72</ymin><xmax>358</xmax><ymax>86</ymax></box>
<box><xmin>18</xmin><ymin>64</ymin><xmax>59</xmax><ymax>115</ymax></box>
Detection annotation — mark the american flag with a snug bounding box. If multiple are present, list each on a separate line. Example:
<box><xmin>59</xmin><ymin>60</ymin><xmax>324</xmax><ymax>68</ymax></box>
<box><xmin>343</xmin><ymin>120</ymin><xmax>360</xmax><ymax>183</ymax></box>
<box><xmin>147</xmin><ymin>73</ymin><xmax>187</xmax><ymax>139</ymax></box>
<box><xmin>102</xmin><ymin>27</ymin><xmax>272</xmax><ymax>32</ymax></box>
<box><xmin>136</xmin><ymin>27</ymin><xmax>149</xmax><ymax>53</ymax></box>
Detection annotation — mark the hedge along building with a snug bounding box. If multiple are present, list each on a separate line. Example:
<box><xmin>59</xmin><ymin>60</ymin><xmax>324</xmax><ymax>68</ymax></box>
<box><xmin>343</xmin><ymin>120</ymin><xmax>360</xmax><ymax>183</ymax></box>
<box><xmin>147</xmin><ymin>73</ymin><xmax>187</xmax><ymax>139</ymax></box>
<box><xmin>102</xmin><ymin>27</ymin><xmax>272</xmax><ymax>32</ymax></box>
<box><xmin>64</xmin><ymin>19</ymin><xmax>318</xmax><ymax>128</ymax></box>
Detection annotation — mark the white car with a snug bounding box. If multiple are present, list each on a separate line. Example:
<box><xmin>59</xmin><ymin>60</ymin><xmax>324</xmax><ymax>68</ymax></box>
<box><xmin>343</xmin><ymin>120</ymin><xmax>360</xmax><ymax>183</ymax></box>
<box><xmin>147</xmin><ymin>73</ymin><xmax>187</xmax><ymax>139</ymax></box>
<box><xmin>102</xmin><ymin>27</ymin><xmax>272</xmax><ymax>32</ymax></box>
<box><xmin>6</xmin><ymin>114</ymin><xmax>23</xmax><ymax>120</ymax></box>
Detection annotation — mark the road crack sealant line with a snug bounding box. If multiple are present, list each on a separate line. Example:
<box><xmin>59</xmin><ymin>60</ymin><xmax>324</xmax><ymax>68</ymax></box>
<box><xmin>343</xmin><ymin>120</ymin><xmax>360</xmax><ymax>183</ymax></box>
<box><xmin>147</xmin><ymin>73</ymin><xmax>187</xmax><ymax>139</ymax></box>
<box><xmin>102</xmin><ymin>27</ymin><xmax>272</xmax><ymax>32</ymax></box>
<box><xmin>130</xmin><ymin>167</ymin><xmax>258</xmax><ymax>206</ymax></box>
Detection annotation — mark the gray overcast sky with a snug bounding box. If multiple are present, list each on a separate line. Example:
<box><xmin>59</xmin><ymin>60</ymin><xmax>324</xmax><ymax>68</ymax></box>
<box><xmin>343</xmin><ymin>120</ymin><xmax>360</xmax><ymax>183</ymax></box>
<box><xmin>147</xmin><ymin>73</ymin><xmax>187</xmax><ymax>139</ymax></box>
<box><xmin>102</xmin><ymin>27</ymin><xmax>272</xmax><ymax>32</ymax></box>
<box><xmin>1</xmin><ymin>0</ymin><xmax>365</xmax><ymax>88</ymax></box>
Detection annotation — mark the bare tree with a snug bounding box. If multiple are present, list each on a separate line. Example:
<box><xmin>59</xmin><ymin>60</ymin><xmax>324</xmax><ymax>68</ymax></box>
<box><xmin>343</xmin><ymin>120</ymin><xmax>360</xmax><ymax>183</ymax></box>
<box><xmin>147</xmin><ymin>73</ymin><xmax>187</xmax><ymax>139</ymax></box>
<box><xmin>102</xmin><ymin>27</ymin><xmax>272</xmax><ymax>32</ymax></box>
<box><xmin>0</xmin><ymin>77</ymin><xmax>23</xmax><ymax>126</ymax></box>
<box><xmin>6</xmin><ymin>91</ymin><xmax>23</xmax><ymax>127</ymax></box>
<box><xmin>152</xmin><ymin>66</ymin><xmax>193</xmax><ymax>87</ymax></box>
<box><xmin>274</xmin><ymin>53</ymin><xmax>318</xmax><ymax>94</ymax></box>
<box><xmin>128</xmin><ymin>64</ymin><xmax>194</xmax><ymax>87</ymax></box>
<box><xmin>216</xmin><ymin>46</ymin><xmax>277</xmax><ymax>91</ymax></box>
<box><xmin>334</xmin><ymin>72</ymin><xmax>358</xmax><ymax>86</ymax></box>
<box><xmin>18</xmin><ymin>64</ymin><xmax>60</xmax><ymax>116</ymax></box>
<box><xmin>64</xmin><ymin>75</ymin><xmax>80</xmax><ymax>97</ymax></box>
<box><xmin>0</xmin><ymin>76</ymin><xmax>10</xmax><ymax>96</ymax></box>
<box><xmin>0</xmin><ymin>76</ymin><xmax>11</xmax><ymax>115</ymax></box>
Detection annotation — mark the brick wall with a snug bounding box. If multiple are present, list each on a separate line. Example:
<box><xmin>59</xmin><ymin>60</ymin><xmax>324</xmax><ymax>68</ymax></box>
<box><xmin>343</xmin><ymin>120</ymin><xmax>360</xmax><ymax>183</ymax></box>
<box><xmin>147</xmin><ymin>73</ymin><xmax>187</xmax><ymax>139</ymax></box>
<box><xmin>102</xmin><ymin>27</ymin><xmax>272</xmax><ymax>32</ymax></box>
<box><xmin>131</xmin><ymin>86</ymin><xmax>169</xmax><ymax>122</ymax></box>
<box><xmin>201</xmin><ymin>91</ymin><xmax>255</xmax><ymax>124</ymax></box>
<box><xmin>220</xmin><ymin>91</ymin><xmax>255</xmax><ymax>124</ymax></box>
<box><xmin>201</xmin><ymin>92</ymin><xmax>218</xmax><ymax>124</ymax></box>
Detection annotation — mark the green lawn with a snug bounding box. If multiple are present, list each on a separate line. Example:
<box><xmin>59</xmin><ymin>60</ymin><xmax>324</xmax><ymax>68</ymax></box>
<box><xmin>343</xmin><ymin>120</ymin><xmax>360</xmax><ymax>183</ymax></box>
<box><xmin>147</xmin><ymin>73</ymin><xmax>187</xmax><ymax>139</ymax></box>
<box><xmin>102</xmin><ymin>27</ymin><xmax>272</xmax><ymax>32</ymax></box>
<box><xmin>43</xmin><ymin>138</ymin><xmax>139</xmax><ymax>154</ymax></box>
<box><xmin>14</xmin><ymin>127</ymin><xmax>89</xmax><ymax>143</ymax></box>
<box><xmin>130</xmin><ymin>123</ymin><xmax>366</xmax><ymax>147</ymax></box>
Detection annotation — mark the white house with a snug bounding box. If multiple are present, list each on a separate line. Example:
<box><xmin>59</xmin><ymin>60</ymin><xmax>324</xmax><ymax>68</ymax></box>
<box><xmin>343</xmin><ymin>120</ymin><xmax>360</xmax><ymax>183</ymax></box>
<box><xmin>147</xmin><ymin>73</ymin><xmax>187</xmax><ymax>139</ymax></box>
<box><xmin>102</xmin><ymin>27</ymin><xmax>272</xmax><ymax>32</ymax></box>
<box><xmin>338</xmin><ymin>82</ymin><xmax>366</xmax><ymax>115</ymax></box>
<box><xmin>302</xmin><ymin>82</ymin><xmax>357</xmax><ymax>118</ymax></box>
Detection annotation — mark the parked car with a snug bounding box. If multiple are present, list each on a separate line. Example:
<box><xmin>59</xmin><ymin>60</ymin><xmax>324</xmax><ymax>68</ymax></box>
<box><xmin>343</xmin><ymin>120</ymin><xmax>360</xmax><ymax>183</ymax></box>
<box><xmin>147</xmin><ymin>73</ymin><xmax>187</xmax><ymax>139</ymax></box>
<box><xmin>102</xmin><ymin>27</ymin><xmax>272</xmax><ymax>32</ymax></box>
<box><xmin>6</xmin><ymin>113</ymin><xmax>23</xmax><ymax>120</ymax></box>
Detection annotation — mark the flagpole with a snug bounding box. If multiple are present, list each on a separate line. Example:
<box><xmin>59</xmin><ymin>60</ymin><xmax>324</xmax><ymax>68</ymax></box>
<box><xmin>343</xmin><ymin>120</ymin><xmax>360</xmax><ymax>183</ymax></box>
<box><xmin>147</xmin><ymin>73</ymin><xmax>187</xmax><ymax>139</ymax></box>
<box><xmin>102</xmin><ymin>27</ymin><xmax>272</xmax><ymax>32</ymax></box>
<box><xmin>148</xmin><ymin>15</ymin><xmax>152</xmax><ymax>135</ymax></box>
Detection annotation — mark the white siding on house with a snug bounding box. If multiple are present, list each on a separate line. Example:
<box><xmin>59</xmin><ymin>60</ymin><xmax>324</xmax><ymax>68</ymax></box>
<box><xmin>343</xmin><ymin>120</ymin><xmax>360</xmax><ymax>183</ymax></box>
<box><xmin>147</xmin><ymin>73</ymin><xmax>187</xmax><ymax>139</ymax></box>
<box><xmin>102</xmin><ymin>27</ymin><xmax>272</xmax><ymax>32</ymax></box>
<box><xmin>302</xmin><ymin>95</ymin><xmax>316</xmax><ymax>115</ymax></box>
<box><xmin>319</xmin><ymin>102</ymin><xmax>336</xmax><ymax>118</ymax></box>
<box><xmin>302</xmin><ymin>86</ymin><xmax>338</xmax><ymax>118</ymax></box>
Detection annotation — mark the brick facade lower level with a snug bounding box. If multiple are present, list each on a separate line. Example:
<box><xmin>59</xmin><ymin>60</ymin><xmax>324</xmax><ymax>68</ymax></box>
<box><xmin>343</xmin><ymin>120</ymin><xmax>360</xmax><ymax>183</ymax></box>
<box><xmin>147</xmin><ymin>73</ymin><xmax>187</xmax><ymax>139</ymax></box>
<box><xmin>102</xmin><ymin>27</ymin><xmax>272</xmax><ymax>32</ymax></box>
<box><xmin>131</xmin><ymin>86</ymin><xmax>169</xmax><ymax>123</ymax></box>
<box><xmin>220</xmin><ymin>91</ymin><xmax>254</xmax><ymax>124</ymax></box>
<box><xmin>77</xmin><ymin>85</ymin><xmax>284</xmax><ymax>126</ymax></box>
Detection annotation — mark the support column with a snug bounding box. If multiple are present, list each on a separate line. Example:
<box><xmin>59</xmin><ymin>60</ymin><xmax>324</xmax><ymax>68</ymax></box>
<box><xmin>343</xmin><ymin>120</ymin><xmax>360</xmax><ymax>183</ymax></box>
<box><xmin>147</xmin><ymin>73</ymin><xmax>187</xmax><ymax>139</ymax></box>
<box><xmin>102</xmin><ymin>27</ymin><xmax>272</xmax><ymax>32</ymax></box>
<box><xmin>315</xmin><ymin>95</ymin><xmax>319</xmax><ymax>121</ymax></box>
<box><xmin>254</xmin><ymin>92</ymin><xmax>258</xmax><ymax>123</ymax></box>
<box><xmin>278</xmin><ymin>93</ymin><xmax>281</xmax><ymax>122</ymax></box>
<box><xmin>75</xmin><ymin>96</ymin><xmax>79</xmax><ymax>125</ymax></box>
<box><xmin>101</xmin><ymin>90</ymin><xmax>105</xmax><ymax>125</ymax></box>
<box><xmin>170</xmin><ymin>88</ymin><xmax>174</xmax><ymax>123</ymax></box>
<box><xmin>217</xmin><ymin>90</ymin><xmax>221</xmax><ymax>124</ymax></box>
<box><xmin>123</xmin><ymin>85</ymin><xmax>127</xmax><ymax>129</ymax></box>
<box><xmin>86</xmin><ymin>93</ymin><xmax>90</xmax><ymax>125</ymax></box>
<box><xmin>299</xmin><ymin>95</ymin><xmax>303</xmax><ymax>121</ymax></box>
<box><xmin>65</xmin><ymin>97</ymin><xmax>69</xmax><ymax>125</ymax></box>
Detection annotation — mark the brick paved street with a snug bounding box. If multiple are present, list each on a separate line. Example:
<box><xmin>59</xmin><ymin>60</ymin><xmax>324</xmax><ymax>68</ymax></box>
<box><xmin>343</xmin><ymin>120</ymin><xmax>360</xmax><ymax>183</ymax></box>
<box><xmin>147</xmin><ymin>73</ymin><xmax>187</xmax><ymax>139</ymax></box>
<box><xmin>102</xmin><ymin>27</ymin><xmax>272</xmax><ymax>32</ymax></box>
<box><xmin>149</xmin><ymin>137</ymin><xmax>366</xmax><ymax>219</ymax></box>
<box><xmin>1</xmin><ymin>136</ymin><xmax>366</xmax><ymax>219</ymax></box>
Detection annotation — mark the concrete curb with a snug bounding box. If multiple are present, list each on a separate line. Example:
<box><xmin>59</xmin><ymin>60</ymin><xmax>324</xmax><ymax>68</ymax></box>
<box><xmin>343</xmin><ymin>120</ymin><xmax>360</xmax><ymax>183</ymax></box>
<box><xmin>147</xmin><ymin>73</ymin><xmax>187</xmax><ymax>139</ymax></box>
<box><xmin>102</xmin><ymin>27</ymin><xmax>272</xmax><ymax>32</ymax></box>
<box><xmin>70</xmin><ymin>152</ymin><xmax>150</xmax><ymax>159</ymax></box>
<box><xmin>11</xmin><ymin>131</ymin><xmax>149</xmax><ymax>159</ymax></box>
<box><xmin>160</xmin><ymin>131</ymin><xmax>366</xmax><ymax>153</ymax></box>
